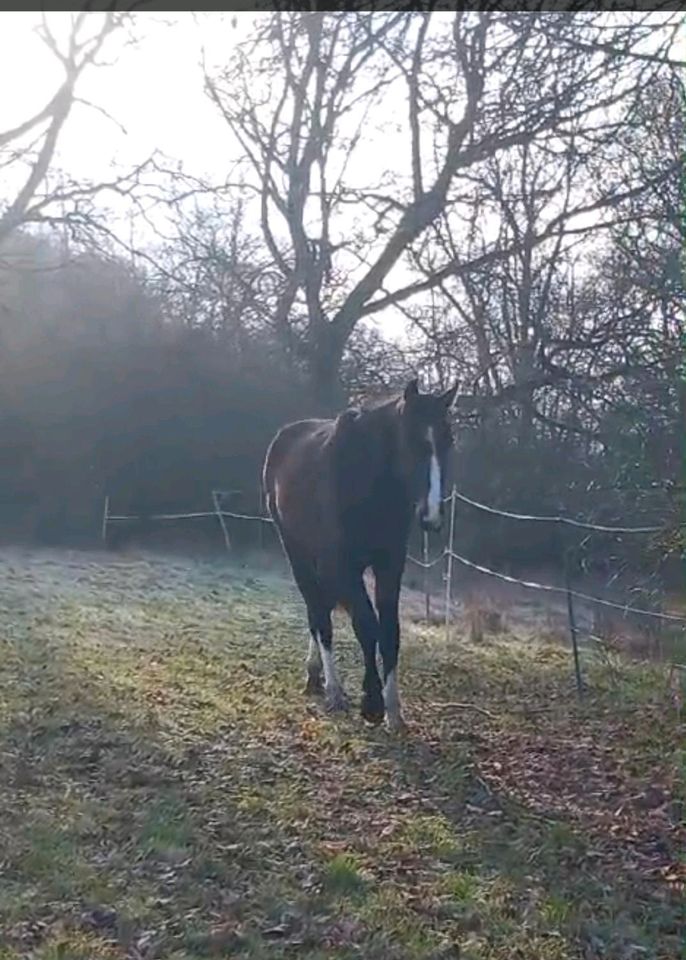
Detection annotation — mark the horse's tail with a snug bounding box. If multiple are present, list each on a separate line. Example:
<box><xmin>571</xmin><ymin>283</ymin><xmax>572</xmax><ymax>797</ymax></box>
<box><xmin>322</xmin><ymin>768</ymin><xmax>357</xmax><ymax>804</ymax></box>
<box><xmin>262</xmin><ymin>436</ymin><xmax>284</xmax><ymax>529</ymax></box>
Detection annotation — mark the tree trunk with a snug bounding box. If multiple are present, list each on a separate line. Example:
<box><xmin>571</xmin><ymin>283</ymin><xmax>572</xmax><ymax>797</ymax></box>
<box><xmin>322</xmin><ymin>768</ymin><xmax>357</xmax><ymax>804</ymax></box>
<box><xmin>307</xmin><ymin>324</ymin><xmax>346</xmax><ymax>416</ymax></box>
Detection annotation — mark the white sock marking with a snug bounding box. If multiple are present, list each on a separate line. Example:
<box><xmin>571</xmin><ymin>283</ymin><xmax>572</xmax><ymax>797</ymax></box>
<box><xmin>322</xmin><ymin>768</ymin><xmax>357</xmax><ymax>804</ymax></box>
<box><xmin>306</xmin><ymin>635</ymin><xmax>321</xmax><ymax>672</ymax></box>
<box><xmin>383</xmin><ymin>669</ymin><xmax>403</xmax><ymax>726</ymax></box>
<box><xmin>318</xmin><ymin>642</ymin><xmax>345</xmax><ymax>694</ymax></box>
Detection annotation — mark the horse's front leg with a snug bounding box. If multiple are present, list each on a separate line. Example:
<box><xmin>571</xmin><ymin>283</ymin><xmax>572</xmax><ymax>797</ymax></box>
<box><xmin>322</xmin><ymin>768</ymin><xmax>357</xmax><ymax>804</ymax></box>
<box><xmin>373</xmin><ymin>563</ymin><xmax>405</xmax><ymax>731</ymax></box>
<box><xmin>345</xmin><ymin>575</ymin><xmax>384</xmax><ymax>725</ymax></box>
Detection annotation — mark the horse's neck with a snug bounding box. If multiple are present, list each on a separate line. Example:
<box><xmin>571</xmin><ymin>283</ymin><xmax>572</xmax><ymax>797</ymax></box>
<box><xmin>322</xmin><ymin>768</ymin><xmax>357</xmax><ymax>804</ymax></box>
<box><xmin>363</xmin><ymin>408</ymin><xmax>408</xmax><ymax>496</ymax></box>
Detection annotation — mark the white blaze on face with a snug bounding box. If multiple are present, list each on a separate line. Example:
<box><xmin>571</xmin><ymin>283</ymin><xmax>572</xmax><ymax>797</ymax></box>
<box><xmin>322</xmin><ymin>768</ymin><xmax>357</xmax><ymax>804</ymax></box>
<box><xmin>426</xmin><ymin>427</ymin><xmax>442</xmax><ymax>524</ymax></box>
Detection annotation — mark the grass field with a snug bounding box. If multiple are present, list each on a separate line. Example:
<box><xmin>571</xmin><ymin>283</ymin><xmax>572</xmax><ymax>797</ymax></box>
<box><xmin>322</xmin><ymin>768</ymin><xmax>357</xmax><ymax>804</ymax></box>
<box><xmin>0</xmin><ymin>546</ymin><xmax>683</xmax><ymax>960</ymax></box>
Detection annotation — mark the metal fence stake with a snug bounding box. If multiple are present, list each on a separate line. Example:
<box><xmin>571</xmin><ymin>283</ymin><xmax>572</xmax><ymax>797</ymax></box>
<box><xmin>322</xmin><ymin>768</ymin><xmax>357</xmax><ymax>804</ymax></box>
<box><xmin>101</xmin><ymin>495</ymin><xmax>109</xmax><ymax>547</ymax></box>
<box><xmin>444</xmin><ymin>487</ymin><xmax>457</xmax><ymax>643</ymax></box>
<box><xmin>423</xmin><ymin>530</ymin><xmax>431</xmax><ymax>623</ymax></box>
<box><xmin>212</xmin><ymin>490</ymin><xmax>232</xmax><ymax>552</ymax></box>
<box><xmin>565</xmin><ymin>548</ymin><xmax>584</xmax><ymax>700</ymax></box>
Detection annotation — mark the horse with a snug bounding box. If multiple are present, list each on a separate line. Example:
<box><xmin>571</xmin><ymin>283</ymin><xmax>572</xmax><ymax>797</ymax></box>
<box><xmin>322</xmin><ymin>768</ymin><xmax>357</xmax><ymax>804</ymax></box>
<box><xmin>262</xmin><ymin>377</ymin><xmax>457</xmax><ymax>730</ymax></box>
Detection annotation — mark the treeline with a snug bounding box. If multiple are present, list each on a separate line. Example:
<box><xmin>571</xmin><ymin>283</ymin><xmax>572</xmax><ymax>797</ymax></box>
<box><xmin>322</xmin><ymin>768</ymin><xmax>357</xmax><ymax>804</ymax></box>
<box><xmin>0</xmin><ymin>234</ymin><xmax>311</xmax><ymax>547</ymax></box>
<box><xmin>0</xmin><ymin>12</ymin><xmax>681</xmax><ymax>594</ymax></box>
<box><xmin>0</xmin><ymin>226</ymin><xmax>679</xmax><ymax>594</ymax></box>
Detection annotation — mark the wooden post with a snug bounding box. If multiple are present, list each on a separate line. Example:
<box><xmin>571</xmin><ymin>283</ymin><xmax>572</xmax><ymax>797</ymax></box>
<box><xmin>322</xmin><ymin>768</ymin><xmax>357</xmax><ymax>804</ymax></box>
<box><xmin>423</xmin><ymin>529</ymin><xmax>431</xmax><ymax>623</ymax></box>
<box><xmin>101</xmin><ymin>495</ymin><xmax>109</xmax><ymax>547</ymax></box>
<box><xmin>565</xmin><ymin>549</ymin><xmax>584</xmax><ymax>700</ymax></box>
<box><xmin>212</xmin><ymin>490</ymin><xmax>231</xmax><ymax>552</ymax></box>
<box><xmin>444</xmin><ymin>487</ymin><xmax>457</xmax><ymax>643</ymax></box>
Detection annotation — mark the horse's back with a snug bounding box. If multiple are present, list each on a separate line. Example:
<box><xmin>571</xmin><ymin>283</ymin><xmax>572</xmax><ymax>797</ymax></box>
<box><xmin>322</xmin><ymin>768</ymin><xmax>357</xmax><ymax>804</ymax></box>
<box><xmin>263</xmin><ymin>418</ymin><xmax>337</xmax><ymax>546</ymax></box>
<box><xmin>263</xmin><ymin>419</ymin><xmax>332</xmax><ymax>494</ymax></box>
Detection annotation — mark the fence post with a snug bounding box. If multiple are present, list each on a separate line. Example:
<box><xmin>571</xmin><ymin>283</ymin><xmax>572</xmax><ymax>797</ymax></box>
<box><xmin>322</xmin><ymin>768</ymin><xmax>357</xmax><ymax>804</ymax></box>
<box><xmin>258</xmin><ymin>484</ymin><xmax>265</xmax><ymax>552</ymax></box>
<box><xmin>423</xmin><ymin>530</ymin><xmax>431</xmax><ymax>623</ymax></box>
<box><xmin>444</xmin><ymin>486</ymin><xmax>457</xmax><ymax>642</ymax></box>
<box><xmin>564</xmin><ymin>547</ymin><xmax>584</xmax><ymax>700</ymax></box>
<box><xmin>101</xmin><ymin>495</ymin><xmax>109</xmax><ymax>547</ymax></box>
<box><xmin>212</xmin><ymin>490</ymin><xmax>232</xmax><ymax>552</ymax></box>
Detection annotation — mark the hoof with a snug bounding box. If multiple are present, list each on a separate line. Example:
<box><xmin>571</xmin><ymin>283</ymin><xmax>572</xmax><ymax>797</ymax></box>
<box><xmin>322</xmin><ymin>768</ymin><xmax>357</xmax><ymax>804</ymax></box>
<box><xmin>361</xmin><ymin>707</ymin><xmax>385</xmax><ymax>726</ymax></box>
<box><xmin>304</xmin><ymin>673</ymin><xmax>324</xmax><ymax>697</ymax></box>
<box><xmin>360</xmin><ymin>692</ymin><xmax>385</xmax><ymax>726</ymax></box>
<box><xmin>324</xmin><ymin>686</ymin><xmax>350</xmax><ymax>714</ymax></box>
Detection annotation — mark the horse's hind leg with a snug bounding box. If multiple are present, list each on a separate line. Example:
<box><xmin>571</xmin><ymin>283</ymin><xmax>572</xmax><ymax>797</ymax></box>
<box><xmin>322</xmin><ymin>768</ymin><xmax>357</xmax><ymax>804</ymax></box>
<box><xmin>306</xmin><ymin>604</ymin><xmax>350</xmax><ymax>711</ymax></box>
<box><xmin>304</xmin><ymin>629</ymin><xmax>323</xmax><ymax>696</ymax></box>
<box><xmin>288</xmin><ymin>553</ymin><xmax>326</xmax><ymax>697</ymax></box>
<box><xmin>315</xmin><ymin>606</ymin><xmax>349</xmax><ymax>713</ymax></box>
<box><xmin>282</xmin><ymin>540</ymin><xmax>348</xmax><ymax>711</ymax></box>
<box><xmin>266</xmin><ymin>503</ymin><xmax>324</xmax><ymax>697</ymax></box>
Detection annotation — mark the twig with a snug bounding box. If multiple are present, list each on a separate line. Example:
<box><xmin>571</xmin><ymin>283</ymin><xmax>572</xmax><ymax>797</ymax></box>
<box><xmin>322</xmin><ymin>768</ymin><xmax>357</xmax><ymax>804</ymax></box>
<box><xmin>430</xmin><ymin>701</ymin><xmax>495</xmax><ymax>719</ymax></box>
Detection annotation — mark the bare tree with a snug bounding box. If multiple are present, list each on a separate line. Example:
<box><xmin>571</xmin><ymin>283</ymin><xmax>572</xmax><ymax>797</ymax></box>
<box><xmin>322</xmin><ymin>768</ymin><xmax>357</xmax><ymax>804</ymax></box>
<box><xmin>0</xmin><ymin>10</ymin><xmax>138</xmax><ymax>247</ymax></box>
<box><xmin>400</xmin><ymin>55</ymin><xmax>682</xmax><ymax>568</ymax></box>
<box><xmin>204</xmin><ymin>10</ymin><xmax>680</xmax><ymax>409</ymax></box>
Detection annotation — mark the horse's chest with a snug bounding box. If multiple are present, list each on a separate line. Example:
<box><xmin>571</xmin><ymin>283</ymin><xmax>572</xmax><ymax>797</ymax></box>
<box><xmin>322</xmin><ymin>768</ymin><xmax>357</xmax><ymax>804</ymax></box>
<box><xmin>342</xmin><ymin>481</ymin><xmax>409</xmax><ymax>547</ymax></box>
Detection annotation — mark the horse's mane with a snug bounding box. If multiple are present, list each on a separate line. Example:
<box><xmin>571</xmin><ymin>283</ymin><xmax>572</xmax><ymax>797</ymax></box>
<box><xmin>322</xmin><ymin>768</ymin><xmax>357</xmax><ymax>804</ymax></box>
<box><xmin>332</xmin><ymin>390</ymin><xmax>401</xmax><ymax>449</ymax></box>
<box><xmin>355</xmin><ymin>388</ymin><xmax>403</xmax><ymax>414</ymax></box>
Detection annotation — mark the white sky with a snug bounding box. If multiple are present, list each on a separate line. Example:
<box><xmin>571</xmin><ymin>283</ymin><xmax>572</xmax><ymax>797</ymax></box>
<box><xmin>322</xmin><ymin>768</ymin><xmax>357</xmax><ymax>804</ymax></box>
<box><xmin>0</xmin><ymin>12</ymin><xmax>676</xmax><ymax>343</ymax></box>
<box><xmin>0</xmin><ymin>11</ymin><xmax>416</xmax><ymax>338</ymax></box>
<box><xmin>0</xmin><ymin>12</ymin><xmax>249</xmax><ymax>183</ymax></box>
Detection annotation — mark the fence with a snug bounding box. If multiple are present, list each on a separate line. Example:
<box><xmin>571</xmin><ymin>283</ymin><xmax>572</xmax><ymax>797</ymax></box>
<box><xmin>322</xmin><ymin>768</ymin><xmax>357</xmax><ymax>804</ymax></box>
<box><xmin>407</xmin><ymin>488</ymin><xmax>685</xmax><ymax>698</ymax></box>
<box><xmin>102</xmin><ymin>489</ymin><xmax>274</xmax><ymax>553</ymax></box>
<box><xmin>102</xmin><ymin>485</ymin><xmax>685</xmax><ymax>698</ymax></box>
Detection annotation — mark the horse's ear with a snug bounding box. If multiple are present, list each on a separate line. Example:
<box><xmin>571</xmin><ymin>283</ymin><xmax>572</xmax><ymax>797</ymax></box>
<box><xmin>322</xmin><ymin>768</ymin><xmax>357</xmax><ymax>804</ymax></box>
<box><xmin>439</xmin><ymin>382</ymin><xmax>458</xmax><ymax>409</ymax></box>
<box><xmin>403</xmin><ymin>378</ymin><xmax>420</xmax><ymax>401</ymax></box>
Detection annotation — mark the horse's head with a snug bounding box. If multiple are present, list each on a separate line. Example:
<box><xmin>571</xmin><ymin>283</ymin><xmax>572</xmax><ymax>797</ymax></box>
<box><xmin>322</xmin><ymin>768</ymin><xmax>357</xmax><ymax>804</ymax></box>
<box><xmin>400</xmin><ymin>377</ymin><xmax>457</xmax><ymax>533</ymax></box>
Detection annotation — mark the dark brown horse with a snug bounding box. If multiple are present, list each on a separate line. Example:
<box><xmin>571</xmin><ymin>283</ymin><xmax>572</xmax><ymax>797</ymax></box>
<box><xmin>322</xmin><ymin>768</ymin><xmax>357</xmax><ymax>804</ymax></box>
<box><xmin>262</xmin><ymin>378</ymin><xmax>457</xmax><ymax>730</ymax></box>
